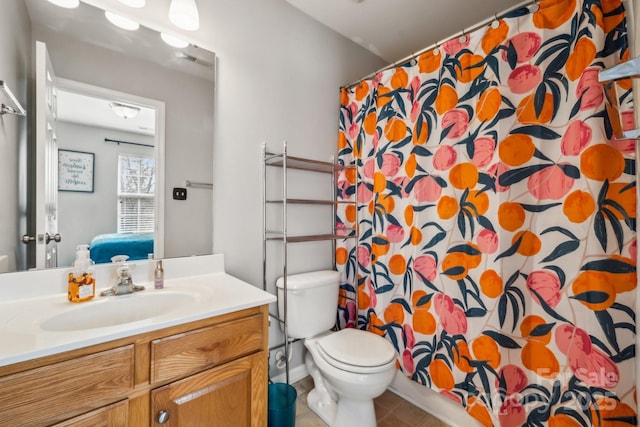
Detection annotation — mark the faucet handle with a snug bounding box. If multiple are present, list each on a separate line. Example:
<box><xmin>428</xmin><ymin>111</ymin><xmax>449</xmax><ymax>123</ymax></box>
<box><xmin>111</xmin><ymin>255</ymin><xmax>131</xmax><ymax>274</ymax></box>
<box><xmin>110</xmin><ymin>254</ymin><xmax>130</xmax><ymax>264</ymax></box>
<box><xmin>101</xmin><ymin>254</ymin><xmax>145</xmax><ymax>296</ymax></box>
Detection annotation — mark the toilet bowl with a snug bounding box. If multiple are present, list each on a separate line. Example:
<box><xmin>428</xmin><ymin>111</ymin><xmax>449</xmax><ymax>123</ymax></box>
<box><xmin>275</xmin><ymin>271</ymin><xmax>397</xmax><ymax>426</ymax></box>
<box><xmin>304</xmin><ymin>328</ymin><xmax>397</xmax><ymax>427</ymax></box>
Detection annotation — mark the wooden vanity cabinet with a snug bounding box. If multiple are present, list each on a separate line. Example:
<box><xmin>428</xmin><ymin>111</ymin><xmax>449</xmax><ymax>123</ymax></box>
<box><xmin>0</xmin><ymin>305</ymin><xmax>269</xmax><ymax>427</ymax></box>
<box><xmin>148</xmin><ymin>311</ymin><xmax>267</xmax><ymax>426</ymax></box>
<box><xmin>151</xmin><ymin>352</ymin><xmax>264</xmax><ymax>426</ymax></box>
<box><xmin>52</xmin><ymin>401</ymin><xmax>129</xmax><ymax>427</ymax></box>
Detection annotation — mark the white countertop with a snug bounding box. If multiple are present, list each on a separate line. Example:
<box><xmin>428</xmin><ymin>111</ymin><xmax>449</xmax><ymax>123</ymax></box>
<box><xmin>0</xmin><ymin>255</ymin><xmax>276</xmax><ymax>367</ymax></box>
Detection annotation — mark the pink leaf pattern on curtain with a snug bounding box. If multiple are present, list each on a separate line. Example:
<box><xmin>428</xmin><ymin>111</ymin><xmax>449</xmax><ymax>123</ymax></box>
<box><xmin>335</xmin><ymin>0</ymin><xmax>637</xmax><ymax>425</ymax></box>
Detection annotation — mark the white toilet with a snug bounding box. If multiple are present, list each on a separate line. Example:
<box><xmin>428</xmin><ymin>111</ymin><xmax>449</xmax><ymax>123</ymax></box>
<box><xmin>276</xmin><ymin>270</ymin><xmax>397</xmax><ymax>427</ymax></box>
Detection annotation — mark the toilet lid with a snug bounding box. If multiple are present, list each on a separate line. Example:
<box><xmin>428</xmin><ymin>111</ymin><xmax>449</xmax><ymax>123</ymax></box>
<box><xmin>317</xmin><ymin>328</ymin><xmax>396</xmax><ymax>372</ymax></box>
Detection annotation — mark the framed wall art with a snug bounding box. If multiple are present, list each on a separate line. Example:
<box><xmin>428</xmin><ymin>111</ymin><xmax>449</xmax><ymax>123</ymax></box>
<box><xmin>58</xmin><ymin>149</ymin><xmax>95</xmax><ymax>192</ymax></box>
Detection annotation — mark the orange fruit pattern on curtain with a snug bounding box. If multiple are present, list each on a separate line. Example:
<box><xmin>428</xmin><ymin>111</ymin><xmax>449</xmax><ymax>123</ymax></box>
<box><xmin>335</xmin><ymin>0</ymin><xmax>636</xmax><ymax>425</ymax></box>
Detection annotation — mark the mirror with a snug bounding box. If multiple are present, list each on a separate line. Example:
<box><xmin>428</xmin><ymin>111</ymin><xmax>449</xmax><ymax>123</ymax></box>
<box><xmin>3</xmin><ymin>0</ymin><xmax>215</xmax><ymax>272</ymax></box>
<box><xmin>54</xmin><ymin>78</ymin><xmax>161</xmax><ymax>268</ymax></box>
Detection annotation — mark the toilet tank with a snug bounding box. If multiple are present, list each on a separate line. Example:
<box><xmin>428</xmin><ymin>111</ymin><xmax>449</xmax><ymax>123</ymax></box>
<box><xmin>276</xmin><ymin>270</ymin><xmax>341</xmax><ymax>339</ymax></box>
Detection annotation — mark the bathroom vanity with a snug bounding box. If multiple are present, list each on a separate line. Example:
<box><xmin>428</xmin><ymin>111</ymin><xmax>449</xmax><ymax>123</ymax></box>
<box><xmin>0</xmin><ymin>255</ymin><xmax>275</xmax><ymax>426</ymax></box>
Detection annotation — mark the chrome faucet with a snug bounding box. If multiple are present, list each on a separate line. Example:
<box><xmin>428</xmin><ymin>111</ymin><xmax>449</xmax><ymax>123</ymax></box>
<box><xmin>100</xmin><ymin>255</ymin><xmax>145</xmax><ymax>296</ymax></box>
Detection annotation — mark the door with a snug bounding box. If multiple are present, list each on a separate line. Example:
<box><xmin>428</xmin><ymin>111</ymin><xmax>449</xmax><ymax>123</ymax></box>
<box><xmin>151</xmin><ymin>352</ymin><xmax>267</xmax><ymax>426</ymax></box>
<box><xmin>32</xmin><ymin>41</ymin><xmax>60</xmax><ymax>269</ymax></box>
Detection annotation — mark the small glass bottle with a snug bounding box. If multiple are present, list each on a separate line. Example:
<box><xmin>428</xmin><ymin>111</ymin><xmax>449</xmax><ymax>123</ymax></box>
<box><xmin>154</xmin><ymin>260</ymin><xmax>164</xmax><ymax>289</ymax></box>
<box><xmin>68</xmin><ymin>245</ymin><xmax>95</xmax><ymax>303</ymax></box>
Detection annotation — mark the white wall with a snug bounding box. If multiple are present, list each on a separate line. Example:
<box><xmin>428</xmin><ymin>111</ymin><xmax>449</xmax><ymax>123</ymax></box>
<box><xmin>208</xmin><ymin>0</ymin><xmax>386</xmax><ymax>281</ymax></box>
<box><xmin>0</xmin><ymin>1</ymin><xmax>30</xmax><ymax>272</ymax></box>
<box><xmin>204</xmin><ymin>0</ymin><xmax>387</xmax><ymax>376</ymax></box>
<box><xmin>56</xmin><ymin>121</ymin><xmax>153</xmax><ymax>267</ymax></box>
<box><xmin>31</xmin><ymin>25</ymin><xmax>215</xmax><ymax>262</ymax></box>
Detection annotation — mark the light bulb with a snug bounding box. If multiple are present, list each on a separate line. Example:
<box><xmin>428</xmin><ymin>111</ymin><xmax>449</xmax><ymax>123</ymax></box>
<box><xmin>117</xmin><ymin>0</ymin><xmax>146</xmax><ymax>7</ymax></box>
<box><xmin>47</xmin><ymin>0</ymin><xmax>80</xmax><ymax>8</ymax></box>
<box><xmin>105</xmin><ymin>11</ymin><xmax>140</xmax><ymax>31</ymax></box>
<box><xmin>161</xmin><ymin>33</ymin><xmax>190</xmax><ymax>49</ymax></box>
<box><xmin>169</xmin><ymin>0</ymin><xmax>200</xmax><ymax>31</ymax></box>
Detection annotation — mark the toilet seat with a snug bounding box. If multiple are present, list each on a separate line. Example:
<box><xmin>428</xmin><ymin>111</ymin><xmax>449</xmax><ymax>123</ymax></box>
<box><xmin>316</xmin><ymin>328</ymin><xmax>396</xmax><ymax>374</ymax></box>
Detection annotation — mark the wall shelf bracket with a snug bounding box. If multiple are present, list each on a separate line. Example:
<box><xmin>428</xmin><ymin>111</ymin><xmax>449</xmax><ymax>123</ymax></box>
<box><xmin>0</xmin><ymin>81</ymin><xmax>26</xmax><ymax>116</ymax></box>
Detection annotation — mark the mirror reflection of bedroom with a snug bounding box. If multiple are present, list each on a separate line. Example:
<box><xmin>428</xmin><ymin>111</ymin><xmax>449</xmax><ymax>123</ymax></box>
<box><xmin>56</xmin><ymin>88</ymin><xmax>157</xmax><ymax>266</ymax></box>
<box><xmin>9</xmin><ymin>0</ymin><xmax>215</xmax><ymax>273</ymax></box>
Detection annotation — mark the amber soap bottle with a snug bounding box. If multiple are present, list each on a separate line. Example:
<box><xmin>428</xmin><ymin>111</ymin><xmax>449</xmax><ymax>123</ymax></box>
<box><xmin>68</xmin><ymin>245</ymin><xmax>95</xmax><ymax>303</ymax></box>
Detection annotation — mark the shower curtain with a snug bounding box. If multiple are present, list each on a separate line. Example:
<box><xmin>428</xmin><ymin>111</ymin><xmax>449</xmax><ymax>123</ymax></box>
<box><xmin>335</xmin><ymin>0</ymin><xmax>636</xmax><ymax>425</ymax></box>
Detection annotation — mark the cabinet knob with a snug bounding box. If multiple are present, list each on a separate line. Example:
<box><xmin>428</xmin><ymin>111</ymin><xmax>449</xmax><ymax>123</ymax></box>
<box><xmin>157</xmin><ymin>410</ymin><xmax>170</xmax><ymax>424</ymax></box>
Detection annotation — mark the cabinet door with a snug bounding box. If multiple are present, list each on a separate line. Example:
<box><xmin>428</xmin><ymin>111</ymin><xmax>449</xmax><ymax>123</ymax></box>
<box><xmin>151</xmin><ymin>352</ymin><xmax>267</xmax><ymax>426</ymax></box>
<box><xmin>52</xmin><ymin>400</ymin><xmax>128</xmax><ymax>427</ymax></box>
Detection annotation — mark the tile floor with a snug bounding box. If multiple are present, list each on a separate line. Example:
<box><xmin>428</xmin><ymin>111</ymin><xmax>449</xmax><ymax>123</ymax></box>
<box><xmin>292</xmin><ymin>376</ymin><xmax>451</xmax><ymax>427</ymax></box>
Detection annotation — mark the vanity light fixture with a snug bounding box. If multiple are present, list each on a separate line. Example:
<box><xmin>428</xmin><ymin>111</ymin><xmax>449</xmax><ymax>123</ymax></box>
<box><xmin>117</xmin><ymin>0</ymin><xmax>146</xmax><ymax>7</ymax></box>
<box><xmin>105</xmin><ymin>11</ymin><xmax>140</xmax><ymax>31</ymax></box>
<box><xmin>109</xmin><ymin>102</ymin><xmax>141</xmax><ymax>119</ymax></box>
<box><xmin>160</xmin><ymin>33</ymin><xmax>190</xmax><ymax>48</ymax></box>
<box><xmin>169</xmin><ymin>0</ymin><xmax>200</xmax><ymax>31</ymax></box>
<box><xmin>46</xmin><ymin>0</ymin><xmax>80</xmax><ymax>9</ymax></box>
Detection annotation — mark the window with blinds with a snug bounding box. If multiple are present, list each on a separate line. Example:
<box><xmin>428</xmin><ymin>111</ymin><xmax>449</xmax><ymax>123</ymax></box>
<box><xmin>117</xmin><ymin>154</ymin><xmax>155</xmax><ymax>233</ymax></box>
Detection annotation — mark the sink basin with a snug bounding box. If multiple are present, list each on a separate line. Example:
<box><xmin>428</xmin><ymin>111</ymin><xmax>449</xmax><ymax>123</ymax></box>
<box><xmin>41</xmin><ymin>292</ymin><xmax>196</xmax><ymax>331</ymax></box>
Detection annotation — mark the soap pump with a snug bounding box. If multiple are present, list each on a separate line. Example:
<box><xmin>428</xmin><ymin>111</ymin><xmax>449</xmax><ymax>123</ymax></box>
<box><xmin>68</xmin><ymin>244</ymin><xmax>95</xmax><ymax>303</ymax></box>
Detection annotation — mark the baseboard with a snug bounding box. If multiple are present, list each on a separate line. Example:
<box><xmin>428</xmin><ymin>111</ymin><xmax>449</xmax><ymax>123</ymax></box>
<box><xmin>271</xmin><ymin>363</ymin><xmax>309</xmax><ymax>385</ymax></box>
<box><xmin>389</xmin><ymin>372</ymin><xmax>481</xmax><ymax>427</ymax></box>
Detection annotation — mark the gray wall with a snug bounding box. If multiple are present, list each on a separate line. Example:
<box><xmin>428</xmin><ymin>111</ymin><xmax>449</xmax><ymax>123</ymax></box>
<box><xmin>210</xmin><ymin>0</ymin><xmax>385</xmax><ymax>285</ymax></box>
<box><xmin>56</xmin><ymin>121</ymin><xmax>153</xmax><ymax>267</ymax></box>
<box><xmin>205</xmin><ymin>0</ymin><xmax>387</xmax><ymax>377</ymax></box>
<box><xmin>0</xmin><ymin>1</ymin><xmax>30</xmax><ymax>272</ymax></box>
<box><xmin>31</xmin><ymin>25</ymin><xmax>214</xmax><ymax>261</ymax></box>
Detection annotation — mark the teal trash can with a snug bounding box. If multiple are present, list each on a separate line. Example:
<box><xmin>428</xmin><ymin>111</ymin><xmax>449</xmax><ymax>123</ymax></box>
<box><xmin>268</xmin><ymin>382</ymin><xmax>297</xmax><ymax>427</ymax></box>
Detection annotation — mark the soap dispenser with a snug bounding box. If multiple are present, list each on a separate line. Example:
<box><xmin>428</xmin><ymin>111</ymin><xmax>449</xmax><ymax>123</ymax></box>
<box><xmin>68</xmin><ymin>244</ymin><xmax>95</xmax><ymax>303</ymax></box>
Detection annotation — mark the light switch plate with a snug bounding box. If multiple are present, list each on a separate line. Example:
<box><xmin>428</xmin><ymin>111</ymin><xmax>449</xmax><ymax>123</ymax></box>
<box><xmin>173</xmin><ymin>187</ymin><xmax>187</xmax><ymax>200</ymax></box>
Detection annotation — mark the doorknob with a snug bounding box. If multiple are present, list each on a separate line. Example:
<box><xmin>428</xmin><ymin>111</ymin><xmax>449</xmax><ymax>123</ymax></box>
<box><xmin>21</xmin><ymin>235</ymin><xmax>36</xmax><ymax>245</ymax></box>
<box><xmin>46</xmin><ymin>233</ymin><xmax>62</xmax><ymax>244</ymax></box>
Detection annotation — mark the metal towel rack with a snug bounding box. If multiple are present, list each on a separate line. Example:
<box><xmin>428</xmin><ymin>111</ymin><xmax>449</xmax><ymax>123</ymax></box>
<box><xmin>185</xmin><ymin>180</ymin><xmax>213</xmax><ymax>189</ymax></box>
<box><xmin>0</xmin><ymin>81</ymin><xmax>26</xmax><ymax>116</ymax></box>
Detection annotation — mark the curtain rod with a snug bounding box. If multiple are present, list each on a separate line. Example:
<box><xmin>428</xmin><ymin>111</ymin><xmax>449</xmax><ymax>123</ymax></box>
<box><xmin>104</xmin><ymin>137</ymin><xmax>154</xmax><ymax>148</ymax></box>
<box><xmin>342</xmin><ymin>0</ymin><xmax>538</xmax><ymax>90</ymax></box>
